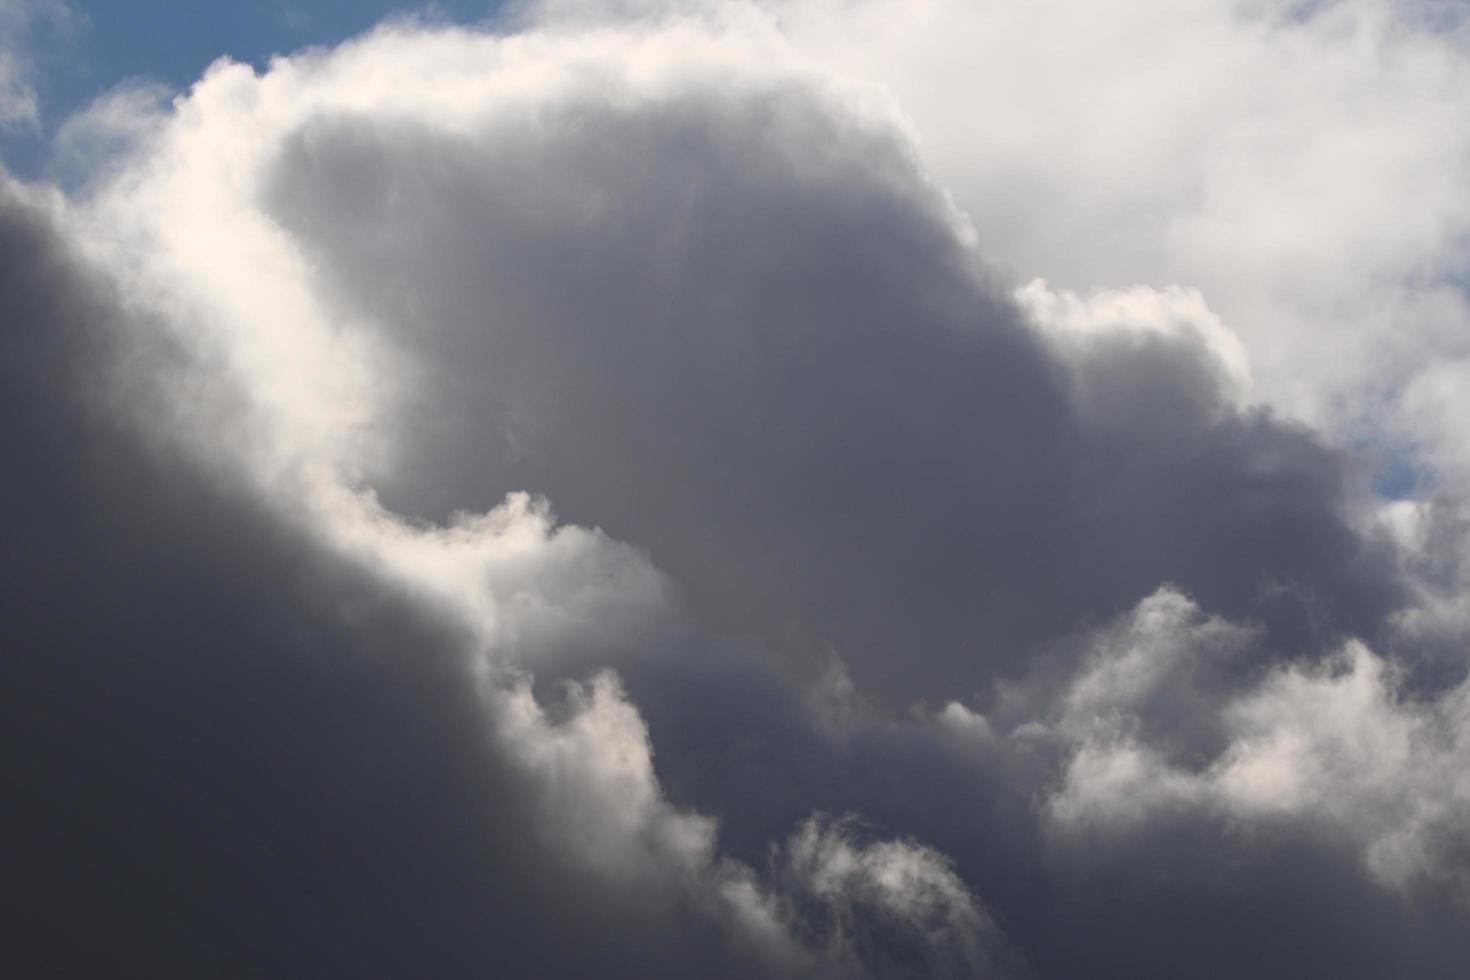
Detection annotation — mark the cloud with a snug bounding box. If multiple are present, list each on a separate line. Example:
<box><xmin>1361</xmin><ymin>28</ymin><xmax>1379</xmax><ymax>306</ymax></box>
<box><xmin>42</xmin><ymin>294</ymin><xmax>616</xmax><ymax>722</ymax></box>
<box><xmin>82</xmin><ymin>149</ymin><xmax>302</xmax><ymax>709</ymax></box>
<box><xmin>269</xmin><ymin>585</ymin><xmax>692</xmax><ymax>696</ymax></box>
<box><xmin>5</xmin><ymin>4</ymin><xmax>1470</xmax><ymax>978</ymax></box>
<box><xmin>1027</xmin><ymin>589</ymin><xmax>1470</xmax><ymax>976</ymax></box>
<box><xmin>0</xmin><ymin>176</ymin><xmax>663</xmax><ymax>976</ymax></box>
<box><xmin>0</xmin><ymin>0</ymin><xmax>75</xmax><ymax>130</ymax></box>
<box><xmin>758</xmin><ymin>0</ymin><xmax>1470</xmax><ymax>471</ymax></box>
<box><xmin>1046</xmin><ymin>590</ymin><xmax>1470</xmax><ymax>898</ymax></box>
<box><xmin>778</xmin><ymin>815</ymin><xmax>1017</xmax><ymax>979</ymax></box>
<box><xmin>0</xmin><ymin>48</ymin><xmax>37</xmax><ymax>127</ymax></box>
<box><xmin>47</xmin><ymin>78</ymin><xmax>172</xmax><ymax>187</ymax></box>
<box><xmin>207</xmin><ymin>23</ymin><xmax>1396</xmax><ymax>709</ymax></box>
<box><xmin>0</xmin><ymin>156</ymin><xmax>1018</xmax><ymax>978</ymax></box>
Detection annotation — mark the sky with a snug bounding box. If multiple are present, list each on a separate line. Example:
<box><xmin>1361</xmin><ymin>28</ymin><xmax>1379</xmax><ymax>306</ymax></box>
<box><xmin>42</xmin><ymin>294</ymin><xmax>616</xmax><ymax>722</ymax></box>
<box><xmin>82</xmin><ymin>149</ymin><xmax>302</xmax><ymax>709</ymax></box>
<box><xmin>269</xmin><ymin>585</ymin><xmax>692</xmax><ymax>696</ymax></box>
<box><xmin>0</xmin><ymin>1</ymin><xmax>507</xmax><ymax>172</ymax></box>
<box><xmin>5</xmin><ymin>1</ymin><xmax>1470</xmax><ymax>977</ymax></box>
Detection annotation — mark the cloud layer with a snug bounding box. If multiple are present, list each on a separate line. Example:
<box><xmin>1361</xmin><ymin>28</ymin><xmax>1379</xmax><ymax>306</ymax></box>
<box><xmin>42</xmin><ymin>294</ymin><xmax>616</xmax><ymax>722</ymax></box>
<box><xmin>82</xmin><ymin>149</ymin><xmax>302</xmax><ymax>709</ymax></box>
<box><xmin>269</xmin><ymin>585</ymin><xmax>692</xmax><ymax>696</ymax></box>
<box><xmin>6</xmin><ymin>2</ymin><xmax>1470</xmax><ymax>977</ymax></box>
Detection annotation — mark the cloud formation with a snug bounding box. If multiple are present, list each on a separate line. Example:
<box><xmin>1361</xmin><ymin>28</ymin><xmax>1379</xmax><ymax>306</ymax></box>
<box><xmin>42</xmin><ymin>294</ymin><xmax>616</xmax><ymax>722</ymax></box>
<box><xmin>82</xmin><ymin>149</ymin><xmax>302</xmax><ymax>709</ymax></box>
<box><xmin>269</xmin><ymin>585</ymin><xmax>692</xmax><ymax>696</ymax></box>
<box><xmin>6</xmin><ymin>2</ymin><xmax>1470</xmax><ymax>977</ymax></box>
<box><xmin>0</xmin><ymin>0</ymin><xmax>76</xmax><ymax>129</ymax></box>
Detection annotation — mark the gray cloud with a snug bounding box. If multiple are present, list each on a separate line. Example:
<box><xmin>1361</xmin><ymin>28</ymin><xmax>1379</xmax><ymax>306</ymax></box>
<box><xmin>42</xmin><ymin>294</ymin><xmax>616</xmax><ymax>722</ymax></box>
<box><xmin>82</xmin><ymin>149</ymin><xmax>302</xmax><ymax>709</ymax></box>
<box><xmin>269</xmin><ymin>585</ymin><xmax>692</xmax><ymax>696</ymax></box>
<box><xmin>261</xmin><ymin>78</ymin><xmax>1402</xmax><ymax>710</ymax></box>
<box><xmin>0</xmin><ymin>170</ymin><xmax>1018</xmax><ymax>977</ymax></box>
<box><xmin>0</xmin><ymin>178</ymin><xmax>718</xmax><ymax>977</ymax></box>
<box><xmin>5</xmin><ymin>9</ymin><xmax>1470</xmax><ymax>979</ymax></box>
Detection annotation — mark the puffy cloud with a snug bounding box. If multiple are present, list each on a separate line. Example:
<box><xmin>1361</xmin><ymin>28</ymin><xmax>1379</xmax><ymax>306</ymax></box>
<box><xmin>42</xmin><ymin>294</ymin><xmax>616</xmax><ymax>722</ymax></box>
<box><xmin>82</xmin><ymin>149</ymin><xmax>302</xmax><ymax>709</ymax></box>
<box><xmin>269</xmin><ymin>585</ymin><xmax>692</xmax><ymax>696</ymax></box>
<box><xmin>761</xmin><ymin>0</ymin><xmax>1470</xmax><ymax>470</ymax></box>
<box><xmin>0</xmin><ymin>157</ymin><xmax>1012</xmax><ymax>979</ymax></box>
<box><xmin>1017</xmin><ymin>279</ymin><xmax>1253</xmax><ymax>405</ymax></box>
<box><xmin>5</xmin><ymin>3</ymin><xmax>1470</xmax><ymax>978</ymax></box>
<box><xmin>118</xmin><ymin>18</ymin><xmax>1388</xmax><ymax>709</ymax></box>
<box><xmin>778</xmin><ymin>815</ymin><xmax>1016</xmax><ymax>979</ymax></box>
<box><xmin>1048</xmin><ymin>593</ymin><xmax>1470</xmax><ymax>898</ymax></box>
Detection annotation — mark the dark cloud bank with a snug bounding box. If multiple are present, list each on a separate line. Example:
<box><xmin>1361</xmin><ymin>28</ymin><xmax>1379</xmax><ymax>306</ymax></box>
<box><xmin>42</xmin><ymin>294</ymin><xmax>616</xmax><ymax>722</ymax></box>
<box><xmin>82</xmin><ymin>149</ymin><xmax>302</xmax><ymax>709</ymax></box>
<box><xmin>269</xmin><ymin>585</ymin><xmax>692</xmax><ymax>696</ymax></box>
<box><xmin>0</xmin><ymin>183</ymin><xmax>710</xmax><ymax>978</ymax></box>
<box><xmin>5</xmin><ymin>19</ymin><xmax>1470</xmax><ymax>980</ymax></box>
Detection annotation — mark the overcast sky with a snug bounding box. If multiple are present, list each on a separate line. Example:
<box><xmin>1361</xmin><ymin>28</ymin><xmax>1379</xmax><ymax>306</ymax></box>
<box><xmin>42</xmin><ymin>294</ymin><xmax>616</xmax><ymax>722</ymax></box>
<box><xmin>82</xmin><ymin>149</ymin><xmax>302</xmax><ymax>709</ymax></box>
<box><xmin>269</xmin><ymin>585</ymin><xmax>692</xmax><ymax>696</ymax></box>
<box><xmin>6</xmin><ymin>2</ymin><xmax>1470</xmax><ymax>977</ymax></box>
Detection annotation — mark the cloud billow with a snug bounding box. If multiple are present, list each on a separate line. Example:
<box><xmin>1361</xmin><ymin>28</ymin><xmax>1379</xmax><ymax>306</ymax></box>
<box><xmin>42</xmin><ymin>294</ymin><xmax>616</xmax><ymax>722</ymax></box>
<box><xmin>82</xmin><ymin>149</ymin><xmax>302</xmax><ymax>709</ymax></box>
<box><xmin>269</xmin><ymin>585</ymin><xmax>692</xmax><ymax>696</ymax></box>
<box><xmin>5</xmin><ymin>5</ymin><xmax>1470</xmax><ymax>977</ymax></box>
<box><xmin>263</xmin><ymin>73</ymin><xmax>1399</xmax><ymax>704</ymax></box>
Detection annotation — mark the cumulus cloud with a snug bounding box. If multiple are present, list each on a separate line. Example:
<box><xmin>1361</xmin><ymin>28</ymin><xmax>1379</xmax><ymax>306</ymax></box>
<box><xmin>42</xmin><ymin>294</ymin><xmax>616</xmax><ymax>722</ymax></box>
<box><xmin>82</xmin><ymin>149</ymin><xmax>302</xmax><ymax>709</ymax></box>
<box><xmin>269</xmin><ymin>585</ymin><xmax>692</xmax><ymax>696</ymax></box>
<box><xmin>1045</xmin><ymin>589</ymin><xmax>1470</xmax><ymax>898</ymax></box>
<box><xmin>207</xmin><ymin>21</ymin><xmax>1395</xmax><ymax>709</ymax></box>
<box><xmin>0</xmin><ymin>159</ymin><xmax>1009</xmax><ymax>978</ymax></box>
<box><xmin>777</xmin><ymin>815</ymin><xmax>1016</xmax><ymax>978</ymax></box>
<box><xmin>5</xmin><ymin>2</ymin><xmax>1470</xmax><ymax>978</ymax></box>
<box><xmin>765</xmin><ymin>0</ymin><xmax>1470</xmax><ymax>466</ymax></box>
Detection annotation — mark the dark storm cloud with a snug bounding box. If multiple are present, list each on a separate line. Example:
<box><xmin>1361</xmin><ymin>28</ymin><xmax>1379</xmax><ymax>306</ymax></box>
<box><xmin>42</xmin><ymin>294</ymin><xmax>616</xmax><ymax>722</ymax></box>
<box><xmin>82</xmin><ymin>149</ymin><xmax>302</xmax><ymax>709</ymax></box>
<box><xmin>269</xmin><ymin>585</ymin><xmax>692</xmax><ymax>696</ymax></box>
<box><xmin>249</xmin><ymin>65</ymin><xmax>1446</xmax><ymax>975</ymax></box>
<box><xmin>261</xmin><ymin>79</ymin><xmax>1402</xmax><ymax>709</ymax></box>
<box><xmin>615</xmin><ymin>603</ymin><xmax>1470</xmax><ymax>978</ymax></box>
<box><xmin>247</xmin><ymin>65</ymin><xmax>1452</xmax><ymax>976</ymax></box>
<box><xmin>0</xmin><ymin>181</ymin><xmax>804</xmax><ymax>979</ymax></box>
<box><xmin>0</xmin><ymin>168</ymin><xmax>1019</xmax><ymax>978</ymax></box>
<box><xmin>8</xmin><ymin>13</ymin><xmax>1470</xmax><ymax>980</ymax></box>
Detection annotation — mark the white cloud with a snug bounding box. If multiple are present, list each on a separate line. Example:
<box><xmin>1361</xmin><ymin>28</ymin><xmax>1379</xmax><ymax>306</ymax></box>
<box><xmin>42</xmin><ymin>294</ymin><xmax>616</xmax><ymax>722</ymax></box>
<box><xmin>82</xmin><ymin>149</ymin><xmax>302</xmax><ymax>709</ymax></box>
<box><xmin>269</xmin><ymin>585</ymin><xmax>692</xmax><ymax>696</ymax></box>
<box><xmin>1046</xmin><ymin>588</ymin><xmax>1470</xmax><ymax>894</ymax></box>
<box><xmin>0</xmin><ymin>1</ymin><xmax>79</xmax><ymax>128</ymax></box>
<box><xmin>780</xmin><ymin>815</ymin><xmax>1011</xmax><ymax>978</ymax></box>
<box><xmin>0</xmin><ymin>48</ymin><xmax>38</xmax><ymax>129</ymax></box>
<box><xmin>1018</xmin><ymin>279</ymin><xmax>1252</xmax><ymax>404</ymax></box>
<box><xmin>640</xmin><ymin>0</ymin><xmax>1470</xmax><ymax>482</ymax></box>
<box><xmin>48</xmin><ymin>79</ymin><xmax>172</xmax><ymax>187</ymax></box>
